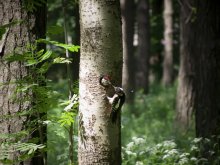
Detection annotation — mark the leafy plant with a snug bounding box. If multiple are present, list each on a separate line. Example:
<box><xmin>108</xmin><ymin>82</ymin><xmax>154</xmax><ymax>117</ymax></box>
<box><xmin>58</xmin><ymin>94</ymin><xmax>79</xmax><ymax>127</ymax></box>
<box><xmin>122</xmin><ymin>83</ymin><xmax>178</xmax><ymax>146</ymax></box>
<box><xmin>0</xmin><ymin>142</ymin><xmax>45</xmax><ymax>164</ymax></box>
<box><xmin>122</xmin><ymin>136</ymin><xmax>220</xmax><ymax>165</ymax></box>
<box><xmin>0</xmin><ymin>37</ymin><xmax>79</xmax><ymax>164</ymax></box>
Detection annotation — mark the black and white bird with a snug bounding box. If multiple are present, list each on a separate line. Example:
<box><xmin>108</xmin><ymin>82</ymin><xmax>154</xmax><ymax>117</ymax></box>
<box><xmin>108</xmin><ymin>87</ymin><xmax>126</xmax><ymax>123</ymax></box>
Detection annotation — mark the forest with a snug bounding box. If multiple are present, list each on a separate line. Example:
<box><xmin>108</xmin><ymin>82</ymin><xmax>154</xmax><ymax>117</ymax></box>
<box><xmin>0</xmin><ymin>0</ymin><xmax>220</xmax><ymax>165</ymax></box>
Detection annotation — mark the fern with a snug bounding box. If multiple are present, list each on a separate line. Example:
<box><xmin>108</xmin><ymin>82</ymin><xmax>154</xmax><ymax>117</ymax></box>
<box><xmin>37</xmin><ymin>39</ymin><xmax>80</xmax><ymax>52</ymax></box>
<box><xmin>0</xmin><ymin>142</ymin><xmax>45</xmax><ymax>163</ymax></box>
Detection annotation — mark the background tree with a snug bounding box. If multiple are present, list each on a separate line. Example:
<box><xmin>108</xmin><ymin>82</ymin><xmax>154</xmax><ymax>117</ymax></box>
<box><xmin>78</xmin><ymin>0</ymin><xmax>122</xmax><ymax>164</ymax></box>
<box><xmin>149</xmin><ymin>0</ymin><xmax>163</xmax><ymax>82</ymax></box>
<box><xmin>175</xmin><ymin>0</ymin><xmax>193</xmax><ymax>130</ymax></box>
<box><xmin>135</xmin><ymin>0</ymin><xmax>150</xmax><ymax>93</ymax></box>
<box><xmin>0</xmin><ymin>0</ymin><xmax>46</xmax><ymax>164</ymax></box>
<box><xmin>176</xmin><ymin>0</ymin><xmax>220</xmax><ymax>151</ymax></box>
<box><xmin>162</xmin><ymin>0</ymin><xmax>173</xmax><ymax>86</ymax></box>
<box><xmin>121</xmin><ymin>0</ymin><xmax>135</xmax><ymax>103</ymax></box>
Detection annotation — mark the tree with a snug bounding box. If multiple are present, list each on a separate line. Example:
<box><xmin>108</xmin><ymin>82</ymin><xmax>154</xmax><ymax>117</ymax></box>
<box><xmin>136</xmin><ymin>0</ymin><xmax>150</xmax><ymax>93</ymax></box>
<box><xmin>78</xmin><ymin>0</ymin><xmax>122</xmax><ymax>164</ymax></box>
<box><xmin>121</xmin><ymin>0</ymin><xmax>135</xmax><ymax>102</ymax></box>
<box><xmin>0</xmin><ymin>1</ymin><xmax>46</xmax><ymax>164</ymax></box>
<box><xmin>176</xmin><ymin>0</ymin><xmax>220</xmax><ymax>145</ymax></box>
<box><xmin>162</xmin><ymin>0</ymin><xmax>173</xmax><ymax>86</ymax></box>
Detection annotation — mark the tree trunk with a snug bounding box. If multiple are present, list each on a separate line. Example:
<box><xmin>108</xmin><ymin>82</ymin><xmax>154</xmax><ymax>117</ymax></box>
<box><xmin>175</xmin><ymin>0</ymin><xmax>193</xmax><ymax>130</ymax></box>
<box><xmin>176</xmin><ymin>0</ymin><xmax>220</xmax><ymax>141</ymax></box>
<box><xmin>78</xmin><ymin>0</ymin><xmax>122</xmax><ymax>164</ymax></box>
<box><xmin>0</xmin><ymin>0</ymin><xmax>46</xmax><ymax>164</ymax></box>
<box><xmin>192</xmin><ymin>1</ymin><xmax>220</xmax><ymax>137</ymax></box>
<box><xmin>121</xmin><ymin>0</ymin><xmax>135</xmax><ymax>102</ymax></box>
<box><xmin>162</xmin><ymin>0</ymin><xmax>173</xmax><ymax>86</ymax></box>
<box><xmin>136</xmin><ymin>0</ymin><xmax>150</xmax><ymax>94</ymax></box>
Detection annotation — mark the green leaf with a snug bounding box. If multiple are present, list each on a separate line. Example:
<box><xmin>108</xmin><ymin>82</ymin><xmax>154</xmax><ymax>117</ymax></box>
<box><xmin>18</xmin><ymin>84</ymin><xmax>38</xmax><ymax>92</ymax></box>
<box><xmin>47</xmin><ymin>25</ymin><xmax>63</xmax><ymax>35</ymax></box>
<box><xmin>26</xmin><ymin>59</ymin><xmax>38</xmax><ymax>66</ymax></box>
<box><xmin>4</xmin><ymin>53</ymin><xmax>26</xmax><ymax>62</ymax></box>
<box><xmin>58</xmin><ymin>111</ymin><xmax>76</xmax><ymax>126</ymax></box>
<box><xmin>28</xmin><ymin>148</ymin><xmax>34</xmax><ymax>155</ymax></box>
<box><xmin>37</xmin><ymin>39</ymin><xmax>80</xmax><ymax>52</ymax></box>
<box><xmin>53</xmin><ymin>57</ymin><xmax>72</xmax><ymax>64</ymax></box>
<box><xmin>37</xmin><ymin>62</ymin><xmax>52</xmax><ymax>74</ymax></box>
<box><xmin>40</xmin><ymin>50</ymin><xmax>52</xmax><ymax>62</ymax></box>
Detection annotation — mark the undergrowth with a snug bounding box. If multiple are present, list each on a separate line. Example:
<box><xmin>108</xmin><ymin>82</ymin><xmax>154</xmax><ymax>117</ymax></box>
<box><xmin>122</xmin><ymin>83</ymin><xmax>178</xmax><ymax>146</ymax></box>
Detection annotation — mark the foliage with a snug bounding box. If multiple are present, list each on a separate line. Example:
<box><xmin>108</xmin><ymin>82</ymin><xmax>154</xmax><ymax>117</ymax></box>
<box><xmin>47</xmin><ymin>80</ymin><xmax>79</xmax><ymax>165</ymax></box>
<box><xmin>37</xmin><ymin>39</ymin><xmax>80</xmax><ymax>53</ymax></box>
<box><xmin>122</xmin><ymin>136</ymin><xmax>220</xmax><ymax>165</ymax></box>
<box><xmin>0</xmin><ymin>26</ymin><xmax>80</xmax><ymax>164</ymax></box>
<box><xmin>122</xmin><ymin>83</ymin><xmax>177</xmax><ymax>146</ymax></box>
<box><xmin>22</xmin><ymin>0</ymin><xmax>46</xmax><ymax>12</ymax></box>
<box><xmin>0</xmin><ymin>142</ymin><xmax>45</xmax><ymax>164</ymax></box>
<box><xmin>122</xmin><ymin>84</ymin><xmax>220</xmax><ymax>164</ymax></box>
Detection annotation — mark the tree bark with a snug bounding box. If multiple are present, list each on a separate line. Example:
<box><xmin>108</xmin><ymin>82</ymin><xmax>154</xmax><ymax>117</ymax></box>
<box><xmin>162</xmin><ymin>0</ymin><xmax>173</xmax><ymax>86</ymax></box>
<box><xmin>121</xmin><ymin>0</ymin><xmax>135</xmax><ymax>102</ymax></box>
<box><xmin>175</xmin><ymin>0</ymin><xmax>193</xmax><ymax>130</ymax></box>
<box><xmin>136</xmin><ymin>0</ymin><xmax>150</xmax><ymax>94</ymax></box>
<box><xmin>176</xmin><ymin>0</ymin><xmax>220</xmax><ymax>140</ymax></box>
<box><xmin>0</xmin><ymin>0</ymin><xmax>46</xmax><ymax>164</ymax></box>
<box><xmin>78</xmin><ymin>0</ymin><xmax>122</xmax><ymax>164</ymax></box>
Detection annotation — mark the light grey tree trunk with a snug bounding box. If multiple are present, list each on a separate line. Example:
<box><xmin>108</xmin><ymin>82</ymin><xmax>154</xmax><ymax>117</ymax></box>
<box><xmin>136</xmin><ymin>0</ymin><xmax>150</xmax><ymax>94</ymax></box>
<box><xmin>162</xmin><ymin>0</ymin><xmax>173</xmax><ymax>86</ymax></box>
<box><xmin>0</xmin><ymin>1</ymin><xmax>46</xmax><ymax>164</ymax></box>
<box><xmin>78</xmin><ymin>0</ymin><xmax>122</xmax><ymax>164</ymax></box>
<box><xmin>121</xmin><ymin>0</ymin><xmax>135</xmax><ymax>102</ymax></box>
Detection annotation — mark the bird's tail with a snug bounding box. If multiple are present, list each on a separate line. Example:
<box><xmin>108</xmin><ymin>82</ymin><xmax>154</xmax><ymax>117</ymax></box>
<box><xmin>110</xmin><ymin>110</ymin><xmax>118</xmax><ymax>123</ymax></box>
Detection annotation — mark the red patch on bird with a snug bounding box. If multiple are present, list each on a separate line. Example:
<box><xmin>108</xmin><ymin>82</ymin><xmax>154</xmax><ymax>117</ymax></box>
<box><xmin>103</xmin><ymin>74</ymin><xmax>111</xmax><ymax>81</ymax></box>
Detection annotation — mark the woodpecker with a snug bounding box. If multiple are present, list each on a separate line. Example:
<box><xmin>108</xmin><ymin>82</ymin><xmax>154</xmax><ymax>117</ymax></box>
<box><xmin>99</xmin><ymin>74</ymin><xmax>112</xmax><ymax>87</ymax></box>
<box><xmin>108</xmin><ymin>87</ymin><xmax>126</xmax><ymax>123</ymax></box>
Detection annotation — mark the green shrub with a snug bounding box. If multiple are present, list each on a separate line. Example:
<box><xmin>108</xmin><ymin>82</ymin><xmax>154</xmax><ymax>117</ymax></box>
<box><xmin>122</xmin><ymin>136</ymin><xmax>219</xmax><ymax>165</ymax></box>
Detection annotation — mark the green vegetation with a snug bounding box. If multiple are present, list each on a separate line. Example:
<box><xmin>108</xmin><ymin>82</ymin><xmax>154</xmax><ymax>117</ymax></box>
<box><xmin>46</xmin><ymin>82</ymin><xmax>197</xmax><ymax>165</ymax></box>
<box><xmin>121</xmin><ymin>84</ymin><xmax>220</xmax><ymax>165</ymax></box>
<box><xmin>122</xmin><ymin>84</ymin><xmax>177</xmax><ymax>146</ymax></box>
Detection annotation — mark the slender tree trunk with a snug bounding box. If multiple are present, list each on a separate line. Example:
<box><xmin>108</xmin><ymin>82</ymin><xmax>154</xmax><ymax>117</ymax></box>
<box><xmin>136</xmin><ymin>0</ymin><xmax>150</xmax><ymax>94</ymax></box>
<box><xmin>121</xmin><ymin>0</ymin><xmax>135</xmax><ymax>102</ymax></box>
<box><xmin>0</xmin><ymin>0</ymin><xmax>46</xmax><ymax>164</ymax></box>
<box><xmin>78</xmin><ymin>0</ymin><xmax>122</xmax><ymax>164</ymax></box>
<box><xmin>175</xmin><ymin>0</ymin><xmax>193</xmax><ymax>130</ymax></box>
<box><xmin>162</xmin><ymin>0</ymin><xmax>173</xmax><ymax>86</ymax></box>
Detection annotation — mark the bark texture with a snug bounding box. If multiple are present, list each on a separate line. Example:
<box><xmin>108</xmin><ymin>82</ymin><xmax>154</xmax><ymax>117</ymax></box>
<box><xmin>162</xmin><ymin>0</ymin><xmax>173</xmax><ymax>86</ymax></box>
<box><xmin>121</xmin><ymin>0</ymin><xmax>135</xmax><ymax>102</ymax></box>
<box><xmin>136</xmin><ymin>0</ymin><xmax>150</xmax><ymax>93</ymax></box>
<box><xmin>78</xmin><ymin>0</ymin><xmax>122</xmax><ymax>164</ymax></box>
<box><xmin>176</xmin><ymin>0</ymin><xmax>220</xmax><ymax>138</ymax></box>
<box><xmin>0</xmin><ymin>0</ymin><xmax>46</xmax><ymax>164</ymax></box>
<box><xmin>175</xmin><ymin>0</ymin><xmax>193</xmax><ymax>130</ymax></box>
